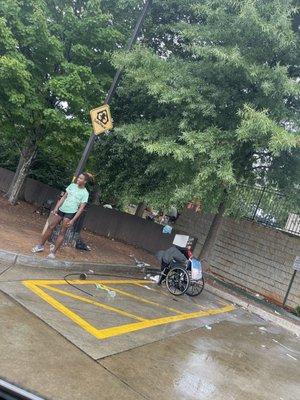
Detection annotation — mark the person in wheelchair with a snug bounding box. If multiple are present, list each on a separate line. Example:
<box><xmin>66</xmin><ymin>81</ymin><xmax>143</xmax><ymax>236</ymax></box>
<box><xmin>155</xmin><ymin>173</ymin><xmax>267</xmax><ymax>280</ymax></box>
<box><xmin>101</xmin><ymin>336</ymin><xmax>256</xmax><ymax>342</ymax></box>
<box><xmin>156</xmin><ymin>245</ymin><xmax>191</xmax><ymax>285</ymax></box>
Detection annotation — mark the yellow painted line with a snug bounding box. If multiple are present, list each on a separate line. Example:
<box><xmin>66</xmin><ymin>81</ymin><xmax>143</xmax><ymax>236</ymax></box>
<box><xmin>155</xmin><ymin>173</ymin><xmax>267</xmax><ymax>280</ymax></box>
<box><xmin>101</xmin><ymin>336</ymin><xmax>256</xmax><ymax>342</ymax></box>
<box><xmin>23</xmin><ymin>281</ymin><xmax>100</xmax><ymax>337</ymax></box>
<box><xmin>24</xmin><ymin>279</ymin><xmax>149</xmax><ymax>285</ymax></box>
<box><xmin>26</xmin><ymin>279</ymin><xmax>211</xmax><ymax>311</ymax></box>
<box><xmin>94</xmin><ymin>304</ymin><xmax>234</xmax><ymax>339</ymax></box>
<box><xmin>23</xmin><ymin>280</ymin><xmax>235</xmax><ymax>340</ymax></box>
<box><xmin>26</xmin><ymin>278</ymin><xmax>184</xmax><ymax>315</ymax></box>
<box><xmin>40</xmin><ymin>284</ymin><xmax>146</xmax><ymax>322</ymax></box>
<box><xmin>134</xmin><ymin>283</ymin><xmax>206</xmax><ymax>310</ymax></box>
<box><xmin>217</xmin><ymin>298</ymin><xmax>229</xmax><ymax>306</ymax></box>
<box><xmin>103</xmin><ymin>284</ymin><xmax>185</xmax><ymax>315</ymax></box>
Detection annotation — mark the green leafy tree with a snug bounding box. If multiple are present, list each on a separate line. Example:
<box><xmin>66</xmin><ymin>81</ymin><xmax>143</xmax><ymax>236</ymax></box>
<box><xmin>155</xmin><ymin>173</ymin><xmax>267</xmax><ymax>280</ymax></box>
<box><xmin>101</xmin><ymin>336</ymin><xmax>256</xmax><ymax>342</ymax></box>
<box><xmin>112</xmin><ymin>0</ymin><xmax>299</xmax><ymax>204</ymax></box>
<box><xmin>0</xmin><ymin>0</ymin><xmax>140</xmax><ymax>203</ymax></box>
<box><xmin>1</xmin><ymin>0</ymin><xmax>299</xmax><ymax>225</ymax></box>
<box><xmin>104</xmin><ymin>0</ymin><xmax>299</xmax><ymax>259</ymax></box>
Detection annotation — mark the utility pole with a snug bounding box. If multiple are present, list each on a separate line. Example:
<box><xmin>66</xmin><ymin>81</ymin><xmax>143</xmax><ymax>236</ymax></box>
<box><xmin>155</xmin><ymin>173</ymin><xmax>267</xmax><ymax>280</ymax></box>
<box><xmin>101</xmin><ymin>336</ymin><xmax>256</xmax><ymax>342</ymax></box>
<box><xmin>74</xmin><ymin>0</ymin><xmax>153</xmax><ymax>178</ymax></box>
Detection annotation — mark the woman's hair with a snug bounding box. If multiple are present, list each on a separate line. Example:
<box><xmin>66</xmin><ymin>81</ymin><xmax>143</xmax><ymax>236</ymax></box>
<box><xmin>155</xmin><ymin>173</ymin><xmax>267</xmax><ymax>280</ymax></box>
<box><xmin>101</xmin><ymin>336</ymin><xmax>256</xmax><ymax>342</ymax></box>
<box><xmin>81</xmin><ymin>172</ymin><xmax>94</xmax><ymax>183</ymax></box>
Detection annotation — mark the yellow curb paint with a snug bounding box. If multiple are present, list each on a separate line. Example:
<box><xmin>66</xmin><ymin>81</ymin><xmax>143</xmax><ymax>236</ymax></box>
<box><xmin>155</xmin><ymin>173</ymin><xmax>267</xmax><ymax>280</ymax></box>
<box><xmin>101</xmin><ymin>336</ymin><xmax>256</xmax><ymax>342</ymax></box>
<box><xmin>40</xmin><ymin>284</ymin><xmax>146</xmax><ymax>322</ymax></box>
<box><xmin>23</xmin><ymin>280</ymin><xmax>234</xmax><ymax>340</ymax></box>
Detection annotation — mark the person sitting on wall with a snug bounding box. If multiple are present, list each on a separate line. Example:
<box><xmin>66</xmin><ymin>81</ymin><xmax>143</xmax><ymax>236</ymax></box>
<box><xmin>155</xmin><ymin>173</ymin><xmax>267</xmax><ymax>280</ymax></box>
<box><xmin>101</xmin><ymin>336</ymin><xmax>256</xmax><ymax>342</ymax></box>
<box><xmin>32</xmin><ymin>172</ymin><xmax>92</xmax><ymax>259</ymax></box>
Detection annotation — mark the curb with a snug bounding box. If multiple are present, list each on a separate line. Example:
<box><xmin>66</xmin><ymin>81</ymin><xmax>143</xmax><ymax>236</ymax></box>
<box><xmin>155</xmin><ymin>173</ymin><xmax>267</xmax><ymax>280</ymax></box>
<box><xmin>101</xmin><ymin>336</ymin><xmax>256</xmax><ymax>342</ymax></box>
<box><xmin>205</xmin><ymin>283</ymin><xmax>300</xmax><ymax>336</ymax></box>
<box><xmin>0</xmin><ymin>250</ymin><xmax>18</xmax><ymax>265</ymax></box>
<box><xmin>1</xmin><ymin>249</ymin><xmax>299</xmax><ymax>335</ymax></box>
<box><xmin>0</xmin><ymin>249</ymin><xmax>142</xmax><ymax>276</ymax></box>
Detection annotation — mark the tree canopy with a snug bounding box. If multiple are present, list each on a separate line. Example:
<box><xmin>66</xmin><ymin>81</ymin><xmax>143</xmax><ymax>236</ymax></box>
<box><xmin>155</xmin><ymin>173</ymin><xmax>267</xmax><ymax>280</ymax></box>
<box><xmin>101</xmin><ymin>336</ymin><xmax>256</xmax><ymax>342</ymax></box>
<box><xmin>0</xmin><ymin>0</ymin><xmax>141</xmax><ymax>196</ymax></box>
<box><xmin>0</xmin><ymin>0</ymin><xmax>299</xmax><ymax>210</ymax></box>
<box><xmin>109</xmin><ymin>0</ymin><xmax>299</xmax><ymax>210</ymax></box>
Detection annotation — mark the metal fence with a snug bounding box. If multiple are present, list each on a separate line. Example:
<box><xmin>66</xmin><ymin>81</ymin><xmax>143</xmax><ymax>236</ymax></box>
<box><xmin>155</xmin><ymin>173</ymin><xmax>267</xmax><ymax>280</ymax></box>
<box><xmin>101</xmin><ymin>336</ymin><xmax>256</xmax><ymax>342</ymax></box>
<box><xmin>228</xmin><ymin>185</ymin><xmax>300</xmax><ymax>236</ymax></box>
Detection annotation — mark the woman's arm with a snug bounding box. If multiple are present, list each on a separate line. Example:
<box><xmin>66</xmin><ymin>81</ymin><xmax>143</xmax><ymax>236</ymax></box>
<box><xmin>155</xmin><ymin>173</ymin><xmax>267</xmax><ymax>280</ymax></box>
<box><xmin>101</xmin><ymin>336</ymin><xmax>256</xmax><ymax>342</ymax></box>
<box><xmin>53</xmin><ymin>193</ymin><xmax>68</xmax><ymax>214</ymax></box>
<box><xmin>67</xmin><ymin>203</ymin><xmax>87</xmax><ymax>227</ymax></box>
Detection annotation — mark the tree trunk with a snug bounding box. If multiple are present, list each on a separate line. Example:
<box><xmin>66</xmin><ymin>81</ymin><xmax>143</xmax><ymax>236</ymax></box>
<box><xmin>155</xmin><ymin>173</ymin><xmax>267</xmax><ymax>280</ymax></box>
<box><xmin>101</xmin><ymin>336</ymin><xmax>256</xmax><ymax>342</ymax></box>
<box><xmin>199</xmin><ymin>196</ymin><xmax>226</xmax><ymax>269</ymax></box>
<box><xmin>7</xmin><ymin>138</ymin><xmax>37</xmax><ymax>205</ymax></box>
<box><xmin>6</xmin><ymin>156</ymin><xmax>24</xmax><ymax>199</ymax></box>
<box><xmin>135</xmin><ymin>202</ymin><xmax>146</xmax><ymax>217</ymax></box>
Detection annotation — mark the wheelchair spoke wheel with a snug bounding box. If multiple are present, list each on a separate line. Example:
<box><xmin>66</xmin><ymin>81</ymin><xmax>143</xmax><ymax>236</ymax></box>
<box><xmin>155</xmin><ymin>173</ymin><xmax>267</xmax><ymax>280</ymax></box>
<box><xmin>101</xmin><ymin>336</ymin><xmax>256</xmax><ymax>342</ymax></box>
<box><xmin>166</xmin><ymin>267</ymin><xmax>190</xmax><ymax>296</ymax></box>
<box><xmin>186</xmin><ymin>277</ymin><xmax>205</xmax><ymax>297</ymax></box>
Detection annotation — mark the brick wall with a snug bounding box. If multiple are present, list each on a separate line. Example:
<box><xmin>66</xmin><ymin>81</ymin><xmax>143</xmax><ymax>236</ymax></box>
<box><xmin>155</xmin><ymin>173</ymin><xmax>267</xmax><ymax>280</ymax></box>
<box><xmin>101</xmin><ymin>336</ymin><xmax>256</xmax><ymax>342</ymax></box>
<box><xmin>176</xmin><ymin>209</ymin><xmax>300</xmax><ymax>309</ymax></box>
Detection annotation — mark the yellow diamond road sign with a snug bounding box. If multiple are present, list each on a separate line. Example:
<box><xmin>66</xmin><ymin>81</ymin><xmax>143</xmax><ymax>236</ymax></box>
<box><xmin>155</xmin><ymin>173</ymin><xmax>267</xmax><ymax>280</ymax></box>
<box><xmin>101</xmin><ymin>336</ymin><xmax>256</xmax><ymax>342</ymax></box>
<box><xmin>90</xmin><ymin>104</ymin><xmax>113</xmax><ymax>135</ymax></box>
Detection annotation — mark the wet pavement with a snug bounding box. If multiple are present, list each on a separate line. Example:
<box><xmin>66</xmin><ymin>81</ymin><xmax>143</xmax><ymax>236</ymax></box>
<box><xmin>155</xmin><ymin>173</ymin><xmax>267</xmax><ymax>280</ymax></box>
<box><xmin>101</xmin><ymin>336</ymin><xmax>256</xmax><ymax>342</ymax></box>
<box><xmin>101</xmin><ymin>312</ymin><xmax>300</xmax><ymax>400</ymax></box>
<box><xmin>0</xmin><ymin>263</ymin><xmax>234</xmax><ymax>359</ymax></box>
<box><xmin>0</xmin><ymin>262</ymin><xmax>299</xmax><ymax>399</ymax></box>
<box><xmin>0</xmin><ymin>291</ymin><xmax>142</xmax><ymax>400</ymax></box>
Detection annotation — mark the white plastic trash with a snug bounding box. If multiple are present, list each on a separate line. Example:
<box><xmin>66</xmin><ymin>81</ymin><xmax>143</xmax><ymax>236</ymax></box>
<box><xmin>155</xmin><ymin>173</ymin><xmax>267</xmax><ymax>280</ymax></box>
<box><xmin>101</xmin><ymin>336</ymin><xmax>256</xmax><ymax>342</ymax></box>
<box><xmin>191</xmin><ymin>258</ymin><xmax>202</xmax><ymax>280</ymax></box>
<box><xmin>173</xmin><ymin>234</ymin><xmax>189</xmax><ymax>248</ymax></box>
<box><xmin>149</xmin><ymin>275</ymin><xmax>160</xmax><ymax>283</ymax></box>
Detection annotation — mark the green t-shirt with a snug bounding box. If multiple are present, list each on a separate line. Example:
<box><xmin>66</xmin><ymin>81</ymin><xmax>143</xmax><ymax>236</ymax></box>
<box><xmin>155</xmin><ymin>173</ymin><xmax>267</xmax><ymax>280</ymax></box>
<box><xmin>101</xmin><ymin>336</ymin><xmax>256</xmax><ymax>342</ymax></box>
<box><xmin>59</xmin><ymin>183</ymin><xmax>89</xmax><ymax>214</ymax></box>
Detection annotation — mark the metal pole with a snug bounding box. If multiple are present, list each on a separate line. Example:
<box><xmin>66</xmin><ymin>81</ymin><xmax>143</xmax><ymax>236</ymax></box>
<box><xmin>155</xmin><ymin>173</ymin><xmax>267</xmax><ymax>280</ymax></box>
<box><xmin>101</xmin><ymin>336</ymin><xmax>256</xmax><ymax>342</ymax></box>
<box><xmin>74</xmin><ymin>132</ymin><xmax>96</xmax><ymax>179</ymax></box>
<box><xmin>252</xmin><ymin>186</ymin><xmax>266</xmax><ymax>220</ymax></box>
<box><xmin>282</xmin><ymin>270</ymin><xmax>297</xmax><ymax>307</ymax></box>
<box><xmin>73</xmin><ymin>0</ymin><xmax>152</xmax><ymax>177</ymax></box>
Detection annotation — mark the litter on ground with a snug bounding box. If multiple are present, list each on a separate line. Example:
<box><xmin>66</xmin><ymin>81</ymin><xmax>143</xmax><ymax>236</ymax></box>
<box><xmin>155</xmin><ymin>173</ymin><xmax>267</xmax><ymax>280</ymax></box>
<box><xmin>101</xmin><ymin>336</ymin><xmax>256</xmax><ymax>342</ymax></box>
<box><xmin>259</xmin><ymin>326</ymin><xmax>267</xmax><ymax>332</ymax></box>
<box><xmin>149</xmin><ymin>275</ymin><xmax>160</xmax><ymax>283</ymax></box>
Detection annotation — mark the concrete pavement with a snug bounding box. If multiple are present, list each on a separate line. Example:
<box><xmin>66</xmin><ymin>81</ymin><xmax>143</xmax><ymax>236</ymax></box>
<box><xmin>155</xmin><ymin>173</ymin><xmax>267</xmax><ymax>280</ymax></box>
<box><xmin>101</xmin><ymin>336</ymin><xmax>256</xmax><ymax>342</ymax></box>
<box><xmin>0</xmin><ymin>264</ymin><xmax>234</xmax><ymax>359</ymax></box>
<box><xmin>0</xmin><ymin>291</ymin><xmax>144</xmax><ymax>400</ymax></box>
<box><xmin>0</xmin><ymin>261</ymin><xmax>299</xmax><ymax>400</ymax></box>
<box><xmin>101</xmin><ymin>313</ymin><xmax>300</xmax><ymax>400</ymax></box>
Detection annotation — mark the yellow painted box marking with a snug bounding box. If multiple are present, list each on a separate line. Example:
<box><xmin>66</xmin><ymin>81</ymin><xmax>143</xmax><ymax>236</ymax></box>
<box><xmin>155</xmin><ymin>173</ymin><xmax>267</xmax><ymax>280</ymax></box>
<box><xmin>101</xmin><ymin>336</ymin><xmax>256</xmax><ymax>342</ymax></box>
<box><xmin>23</xmin><ymin>279</ymin><xmax>234</xmax><ymax>340</ymax></box>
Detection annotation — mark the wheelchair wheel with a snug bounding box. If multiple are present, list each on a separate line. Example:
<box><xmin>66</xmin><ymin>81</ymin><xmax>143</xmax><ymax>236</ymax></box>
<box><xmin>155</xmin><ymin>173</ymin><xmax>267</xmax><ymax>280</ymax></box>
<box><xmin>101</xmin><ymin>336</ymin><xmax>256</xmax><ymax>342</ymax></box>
<box><xmin>186</xmin><ymin>277</ymin><xmax>205</xmax><ymax>297</ymax></box>
<box><xmin>166</xmin><ymin>267</ymin><xmax>190</xmax><ymax>296</ymax></box>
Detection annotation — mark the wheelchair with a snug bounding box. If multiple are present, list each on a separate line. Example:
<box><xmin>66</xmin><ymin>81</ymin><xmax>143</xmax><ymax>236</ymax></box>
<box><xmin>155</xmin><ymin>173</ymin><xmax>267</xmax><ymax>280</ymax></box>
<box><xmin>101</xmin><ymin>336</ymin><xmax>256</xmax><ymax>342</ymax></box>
<box><xmin>159</xmin><ymin>259</ymin><xmax>205</xmax><ymax>296</ymax></box>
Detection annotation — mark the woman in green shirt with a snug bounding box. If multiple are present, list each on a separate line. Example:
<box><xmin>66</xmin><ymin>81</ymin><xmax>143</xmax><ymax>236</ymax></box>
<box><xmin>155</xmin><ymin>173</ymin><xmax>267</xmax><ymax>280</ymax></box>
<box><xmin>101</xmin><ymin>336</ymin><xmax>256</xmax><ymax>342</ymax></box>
<box><xmin>32</xmin><ymin>172</ymin><xmax>91</xmax><ymax>259</ymax></box>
